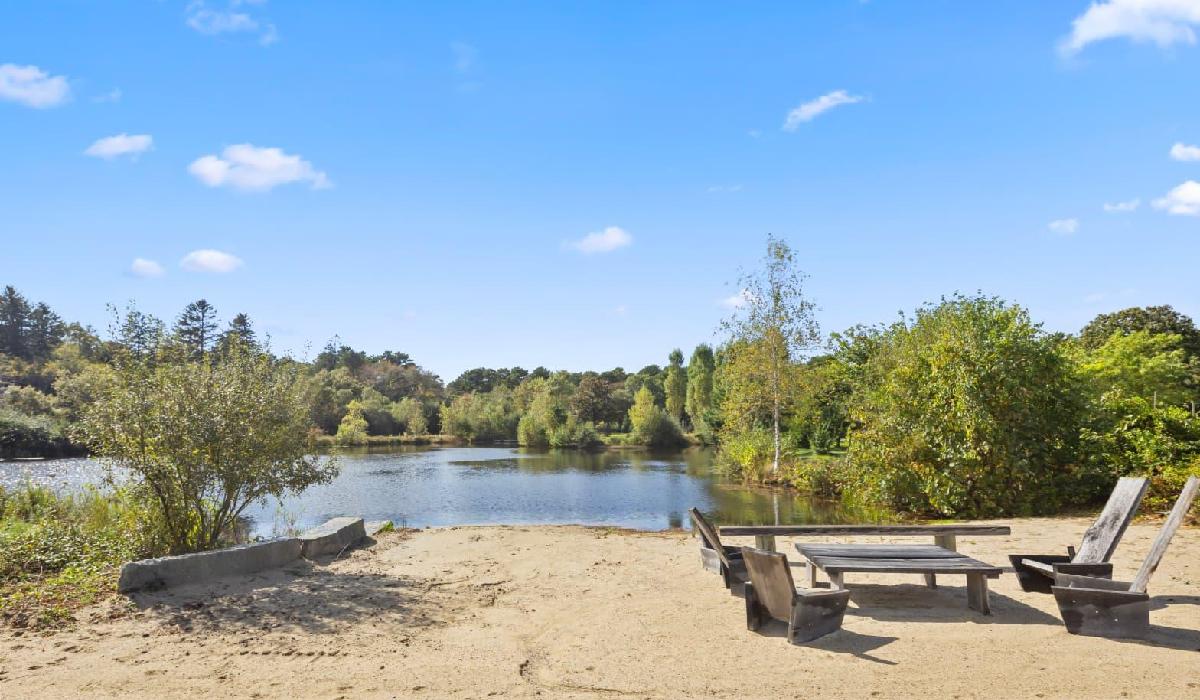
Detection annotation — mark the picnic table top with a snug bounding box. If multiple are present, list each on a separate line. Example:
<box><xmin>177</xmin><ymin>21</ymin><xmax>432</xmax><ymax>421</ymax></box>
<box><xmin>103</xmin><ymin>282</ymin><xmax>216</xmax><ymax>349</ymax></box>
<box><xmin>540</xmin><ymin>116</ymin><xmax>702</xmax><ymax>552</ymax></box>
<box><xmin>795</xmin><ymin>543</ymin><xmax>967</xmax><ymax>559</ymax></box>
<box><xmin>718</xmin><ymin>524</ymin><xmax>1011</xmax><ymax>537</ymax></box>
<box><xmin>802</xmin><ymin>553</ymin><xmax>1003</xmax><ymax>577</ymax></box>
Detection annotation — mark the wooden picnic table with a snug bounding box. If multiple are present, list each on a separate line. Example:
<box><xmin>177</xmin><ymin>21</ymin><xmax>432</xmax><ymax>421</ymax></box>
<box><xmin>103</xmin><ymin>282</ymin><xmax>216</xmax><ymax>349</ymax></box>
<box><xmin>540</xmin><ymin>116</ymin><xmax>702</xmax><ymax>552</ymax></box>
<box><xmin>717</xmin><ymin>524</ymin><xmax>1010</xmax><ymax>553</ymax></box>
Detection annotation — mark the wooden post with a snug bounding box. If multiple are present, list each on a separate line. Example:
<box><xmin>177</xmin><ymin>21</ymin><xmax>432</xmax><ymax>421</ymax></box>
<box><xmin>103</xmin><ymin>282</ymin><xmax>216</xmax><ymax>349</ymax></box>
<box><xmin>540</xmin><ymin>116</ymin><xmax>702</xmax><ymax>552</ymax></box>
<box><xmin>933</xmin><ymin>534</ymin><xmax>957</xmax><ymax>552</ymax></box>
<box><xmin>807</xmin><ymin>560</ymin><xmax>819</xmax><ymax>588</ymax></box>
<box><xmin>755</xmin><ymin>534</ymin><xmax>777</xmax><ymax>552</ymax></box>
<box><xmin>966</xmin><ymin>573</ymin><xmax>991</xmax><ymax>615</ymax></box>
<box><xmin>923</xmin><ymin>573</ymin><xmax>937</xmax><ymax>589</ymax></box>
<box><xmin>827</xmin><ymin>571</ymin><xmax>845</xmax><ymax>590</ymax></box>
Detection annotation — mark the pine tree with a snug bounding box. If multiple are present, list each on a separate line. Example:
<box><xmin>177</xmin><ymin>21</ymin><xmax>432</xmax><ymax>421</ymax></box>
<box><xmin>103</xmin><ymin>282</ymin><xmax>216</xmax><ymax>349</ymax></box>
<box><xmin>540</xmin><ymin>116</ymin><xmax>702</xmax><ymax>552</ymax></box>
<box><xmin>27</xmin><ymin>302</ymin><xmax>65</xmax><ymax>359</ymax></box>
<box><xmin>174</xmin><ymin>299</ymin><xmax>219</xmax><ymax>359</ymax></box>
<box><xmin>219</xmin><ymin>313</ymin><xmax>258</xmax><ymax>353</ymax></box>
<box><xmin>0</xmin><ymin>286</ymin><xmax>32</xmax><ymax>359</ymax></box>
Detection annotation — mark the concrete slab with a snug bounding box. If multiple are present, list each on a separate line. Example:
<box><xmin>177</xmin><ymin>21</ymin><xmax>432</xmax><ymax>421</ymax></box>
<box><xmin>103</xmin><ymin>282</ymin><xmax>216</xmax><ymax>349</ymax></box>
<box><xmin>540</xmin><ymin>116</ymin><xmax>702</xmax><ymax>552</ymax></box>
<box><xmin>299</xmin><ymin>517</ymin><xmax>366</xmax><ymax>558</ymax></box>
<box><xmin>118</xmin><ymin>538</ymin><xmax>302</xmax><ymax>593</ymax></box>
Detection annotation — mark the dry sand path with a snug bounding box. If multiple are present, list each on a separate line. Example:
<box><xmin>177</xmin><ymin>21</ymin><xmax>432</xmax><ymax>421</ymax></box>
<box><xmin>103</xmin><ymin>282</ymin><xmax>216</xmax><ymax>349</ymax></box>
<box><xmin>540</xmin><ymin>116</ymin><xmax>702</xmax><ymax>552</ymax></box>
<box><xmin>2</xmin><ymin>520</ymin><xmax>1198</xmax><ymax>699</ymax></box>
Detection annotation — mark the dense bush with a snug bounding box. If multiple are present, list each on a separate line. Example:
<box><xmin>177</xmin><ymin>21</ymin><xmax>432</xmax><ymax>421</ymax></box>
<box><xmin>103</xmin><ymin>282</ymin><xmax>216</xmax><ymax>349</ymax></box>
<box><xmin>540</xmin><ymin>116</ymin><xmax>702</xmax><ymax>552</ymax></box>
<box><xmin>846</xmin><ymin>295</ymin><xmax>1082</xmax><ymax>517</ymax></box>
<box><xmin>0</xmin><ymin>408</ymin><xmax>80</xmax><ymax>458</ymax></box>
<box><xmin>440</xmin><ymin>387</ymin><xmax>520</xmax><ymax>442</ymax></box>
<box><xmin>628</xmin><ymin>386</ymin><xmax>687</xmax><ymax>448</ymax></box>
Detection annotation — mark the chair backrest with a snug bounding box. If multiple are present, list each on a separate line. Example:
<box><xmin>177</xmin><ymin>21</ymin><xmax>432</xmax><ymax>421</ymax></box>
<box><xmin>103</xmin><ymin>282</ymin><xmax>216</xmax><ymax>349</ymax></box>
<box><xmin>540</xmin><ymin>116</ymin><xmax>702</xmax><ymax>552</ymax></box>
<box><xmin>1130</xmin><ymin>476</ymin><xmax>1199</xmax><ymax>594</ymax></box>
<box><xmin>740</xmin><ymin>547</ymin><xmax>797</xmax><ymax>621</ymax></box>
<box><xmin>1074</xmin><ymin>476</ymin><xmax>1150</xmax><ymax>563</ymax></box>
<box><xmin>688</xmin><ymin>508</ymin><xmax>732</xmax><ymax>568</ymax></box>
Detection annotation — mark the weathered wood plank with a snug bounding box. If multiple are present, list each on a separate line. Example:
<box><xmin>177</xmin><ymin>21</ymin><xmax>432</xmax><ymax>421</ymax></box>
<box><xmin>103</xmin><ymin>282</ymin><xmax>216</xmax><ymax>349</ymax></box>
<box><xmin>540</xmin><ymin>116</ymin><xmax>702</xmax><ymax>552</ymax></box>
<box><xmin>1075</xmin><ymin>476</ymin><xmax>1150</xmax><ymax>563</ymax></box>
<box><xmin>933</xmin><ymin>533</ymin><xmax>957</xmax><ymax>552</ymax></box>
<box><xmin>796</xmin><ymin>544</ymin><xmax>966</xmax><ymax>560</ymax></box>
<box><xmin>809</xmin><ymin>556</ymin><xmax>1002</xmax><ymax>576</ymax></box>
<box><xmin>1130</xmin><ymin>475</ymin><xmax>1199</xmax><ymax>593</ymax></box>
<box><xmin>754</xmin><ymin>534</ymin><xmax>777</xmax><ymax>552</ymax></box>
<box><xmin>720</xmin><ymin>524</ymin><xmax>1010</xmax><ymax>537</ymax></box>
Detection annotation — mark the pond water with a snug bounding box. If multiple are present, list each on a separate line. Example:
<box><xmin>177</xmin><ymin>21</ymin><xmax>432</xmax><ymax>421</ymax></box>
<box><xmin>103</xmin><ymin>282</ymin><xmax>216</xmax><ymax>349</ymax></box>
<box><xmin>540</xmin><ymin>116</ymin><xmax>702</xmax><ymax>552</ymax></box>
<box><xmin>0</xmin><ymin>446</ymin><xmax>890</xmax><ymax>537</ymax></box>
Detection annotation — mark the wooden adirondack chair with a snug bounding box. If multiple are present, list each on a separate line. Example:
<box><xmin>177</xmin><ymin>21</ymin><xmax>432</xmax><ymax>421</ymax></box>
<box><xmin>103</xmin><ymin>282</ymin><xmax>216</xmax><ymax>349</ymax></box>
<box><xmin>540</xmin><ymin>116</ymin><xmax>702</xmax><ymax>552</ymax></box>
<box><xmin>688</xmin><ymin>507</ymin><xmax>746</xmax><ymax>591</ymax></box>
<box><xmin>741</xmin><ymin>547</ymin><xmax>852</xmax><ymax>644</ymax></box>
<box><xmin>1009</xmin><ymin>477</ymin><xmax>1149</xmax><ymax>593</ymax></box>
<box><xmin>1051</xmin><ymin>476</ymin><xmax>1199</xmax><ymax>639</ymax></box>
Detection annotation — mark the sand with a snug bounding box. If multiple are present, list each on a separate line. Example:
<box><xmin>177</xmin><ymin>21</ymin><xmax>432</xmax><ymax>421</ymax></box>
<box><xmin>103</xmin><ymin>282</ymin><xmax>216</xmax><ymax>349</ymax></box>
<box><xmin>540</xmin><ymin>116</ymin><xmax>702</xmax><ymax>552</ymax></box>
<box><xmin>1</xmin><ymin>519</ymin><xmax>1198</xmax><ymax>699</ymax></box>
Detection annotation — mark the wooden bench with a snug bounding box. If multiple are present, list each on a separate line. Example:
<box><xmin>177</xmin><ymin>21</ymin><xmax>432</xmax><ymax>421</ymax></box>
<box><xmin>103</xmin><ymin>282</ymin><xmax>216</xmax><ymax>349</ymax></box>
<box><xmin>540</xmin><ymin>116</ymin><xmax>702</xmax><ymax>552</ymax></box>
<box><xmin>718</xmin><ymin>524</ymin><xmax>1011</xmax><ymax>553</ymax></box>
<box><xmin>797</xmin><ymin>546</ymin><xmax>1003</xmax><ymax>614</ymax></box>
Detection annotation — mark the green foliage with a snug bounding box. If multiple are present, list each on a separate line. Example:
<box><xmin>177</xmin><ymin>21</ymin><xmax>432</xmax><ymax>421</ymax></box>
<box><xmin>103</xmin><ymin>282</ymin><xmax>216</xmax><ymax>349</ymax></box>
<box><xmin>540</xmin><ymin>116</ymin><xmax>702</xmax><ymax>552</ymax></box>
<box><xmin>336</xmin><ymin>400</ymin><xmax>371</xmax><ymax>444</ymax></box>
<box><xmin>440</xmin><ymin>387</ymin><xmax>520</xmax><ymax>442</ymax></box>
<box><xmin>1075</xmin><ymin>331</ymin><xmax>1191</xmax><ymax>406</ymax></box>
<box><xmin>391</xmin><ymin>396</ymin><xmax>428</xmax><ymax>435</ymax></box>
<box><xmin>664</xmin><ymin>349</ymin><xmax>687</xmax><ymax>424</ymax></box>
<box><xmin>0</xmin><ymin>385</ymin><xmax>55</xmax><ymax>416</ymax></box>
<box><xmin>628</xmin><ymin>386</ymin><xmax>686</xmax><ymax>447</ymax></box>
<box><xmin>0</xmin><ymin>408</ymin><xmax>77</xmax><ymax>458</ymax></box>
<box><xmin>0</xmin><ymin>485</ymin><xmax>165</xmax><ymax>629</ymax></box>
<box><xmin>78</xmin><ymin>344</ymin><xmax>337</xmax><ymax>554</ymax></box>
<box><xmin>1079</xmin><ymin>393</ymin><xmax>1200</xmax><ymax>509</ymax></box>
<box><xmin>1080</xmin><ymin>305</ymin><xmax>1200</xmax><ymax>359</ymax></box>
<box><xmin>685</xmin><ymin>344</ymin><xmax>716</xmax><ymax>437</ymax></box>
<box><xmin>846</xmin><ymin>295</ymin><xmax>1081</xmax><ymax>517</ymax></box>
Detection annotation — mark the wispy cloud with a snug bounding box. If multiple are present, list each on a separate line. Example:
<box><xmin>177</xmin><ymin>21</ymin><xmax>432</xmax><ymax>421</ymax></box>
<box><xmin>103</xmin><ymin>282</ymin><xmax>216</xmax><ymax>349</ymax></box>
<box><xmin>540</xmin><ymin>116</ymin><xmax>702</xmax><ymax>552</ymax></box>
<box><xmin>721</xmin><ymin>289</ymin><xmax>754</xmax><ymax>309</ymax></box>
<box><xmin>85</xmin><ymin>133</ymin><xmax>153</xmax><ymax>160</ymax></box>
<box><xmin>568</xmin><ymin>226</ymin><xmax>633</xmax><ymax>254</ymax></box>
<box><xmin>1152</xmin><ymin>180</ymin><xmax>1200</xmax><ymax>215</ymax></box>
<box><xmin>1170</xmin><ymin>141</ymin><xmax>1200</xmax><ymax>161</ymax></box>
<box><xmin>1048</xmin><ymin>218</ymin><xmax>1080</xmax><ymax>235</ymax></box>
<box><xmin>189</xmin><ymin>144</ymin><xmax>330</xmax><ymax>192</ymax></box>
<box><xmin>1060</xmin><ymin>0</ymin><xmax>1200</xmax><ymax>55</ymax></box>
<box><xmin>451</xmin><ymin>41</ymin><xmax>477</xmax><ymax>73</ymax></box>
<box><xmin>0</xmin><ymin>63</ymin><xmax>70</xmax><ymax>108</ymax></box>
<box><xmin>1103</xmin><ymin>198</ymin><xmax>1140</xmax><ymax>212</ymax></box>
<box><xmin>180</xmin><ymin>249</ymin><xmax>244</xmax><ymax>273</ymax></box>
<box><xmin>92</xmin><ymin>88</ymin><xmax>122</xmax><ymax>104</ymax></box>
<box><xmin>783</xmin><ymin>90</ymin><xmax>863</xmax><ymax>130</ymax></box>
<box><xmin>130</xmin><ymin>258</ymin><xmax>165</xmax><ymax>279</ymax></box>
<box><xmin>187</xmin><ymin>1</ymin><xmax>278</xmax><ymax>46</ymax></box>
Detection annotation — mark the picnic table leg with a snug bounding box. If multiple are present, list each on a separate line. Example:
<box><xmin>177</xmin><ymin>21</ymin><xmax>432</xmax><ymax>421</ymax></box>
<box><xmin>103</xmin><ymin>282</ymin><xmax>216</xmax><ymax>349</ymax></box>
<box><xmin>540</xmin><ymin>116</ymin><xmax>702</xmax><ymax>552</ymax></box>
<box><xmin>754</xmin><ymin>535</ymin><xmax>777</xmax><ymax>552</ymax></box>
<box><xmin>827</xmin><ymin>571</ymin><xmax>845</xmax><ymax>590</ymax></box>
<box><xmin>933</xmin><ymin>534</ymin><xmax>957</xmax><ymax>552</ymax></box>
<box><xmin>923</xmin><ymin>573</ymin><xmax>937</xmax><ymax>589</ymax></box>
<box><xmin>966</xmin><ymin>574</ymin><xmax>991</xmax><ymax>615</ymax></box>
<box><xmin>806</xmin><ymin>560</ymin><xmax>819</xmax><ymax>588</ymax></box>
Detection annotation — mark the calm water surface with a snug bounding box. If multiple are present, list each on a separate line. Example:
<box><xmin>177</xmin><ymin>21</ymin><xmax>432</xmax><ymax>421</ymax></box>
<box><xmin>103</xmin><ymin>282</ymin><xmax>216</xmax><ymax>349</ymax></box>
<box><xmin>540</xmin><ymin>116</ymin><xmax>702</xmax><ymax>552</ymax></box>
<box><xmin>1</xmin><ymin>446</ymin><xmax>888</xmax><ymax>537</ymax></box>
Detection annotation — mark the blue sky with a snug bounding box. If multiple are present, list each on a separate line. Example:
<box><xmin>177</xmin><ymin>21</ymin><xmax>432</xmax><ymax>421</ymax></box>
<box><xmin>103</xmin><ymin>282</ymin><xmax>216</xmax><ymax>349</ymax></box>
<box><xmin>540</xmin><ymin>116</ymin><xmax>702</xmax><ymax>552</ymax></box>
<box><xmin>2</xmin><ymin>1</ymin><xmax>1199</xmax><ymax>381</ymax></box>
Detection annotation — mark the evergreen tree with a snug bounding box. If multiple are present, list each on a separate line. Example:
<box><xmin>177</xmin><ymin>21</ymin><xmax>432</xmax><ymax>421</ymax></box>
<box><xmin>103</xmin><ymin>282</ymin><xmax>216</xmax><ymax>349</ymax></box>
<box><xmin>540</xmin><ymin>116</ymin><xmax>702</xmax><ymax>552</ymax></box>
<box><xmin>218</xmin><ymin>313</ymin><xmax>258</xmax><ymax>354</ymax></box>
<box><xmin>0</xmin><ymin>285</ymin><xmax>31</xmax><ymax>359</ymax></box>
<box><xmin>174</xmin><ymin>299</ymin><xmax>219</xmax><ymax>358</ymax></box>
<box><xmin>116</xmin><ymin>305</ymin><xmax>165</xmax><ymax>358</ymax></box>
<box><xmin>27</xmin><ymin>302</ymin><xmax>64</xmax><ymax>359</ymax></box>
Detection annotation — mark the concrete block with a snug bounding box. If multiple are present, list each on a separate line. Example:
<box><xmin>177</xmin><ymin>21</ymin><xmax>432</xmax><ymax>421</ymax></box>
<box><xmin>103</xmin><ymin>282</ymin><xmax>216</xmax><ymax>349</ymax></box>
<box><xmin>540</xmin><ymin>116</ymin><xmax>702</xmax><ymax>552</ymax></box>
<box><xmin>299</xmin><ymin>517</ymin><xmax>366</xmax><ymax>558</ymax></box>
<box><xmin>118</xmin><ymin>538</ymin><xmax>302</xmax><ymax>593</ymax></box>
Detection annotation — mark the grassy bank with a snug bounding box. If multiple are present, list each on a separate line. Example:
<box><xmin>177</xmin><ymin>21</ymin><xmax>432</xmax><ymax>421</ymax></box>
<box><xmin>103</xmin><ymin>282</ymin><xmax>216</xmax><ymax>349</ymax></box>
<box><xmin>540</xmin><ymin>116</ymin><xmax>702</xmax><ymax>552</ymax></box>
<box><xmin>0</xmin><ymin>485</ymin><xmax>164</xmax><ymax>629</ymax></box>
<box><xmin>312</xmin><ymin>433</ymin><xmax>463</xmax><ymax>448</ymax></box>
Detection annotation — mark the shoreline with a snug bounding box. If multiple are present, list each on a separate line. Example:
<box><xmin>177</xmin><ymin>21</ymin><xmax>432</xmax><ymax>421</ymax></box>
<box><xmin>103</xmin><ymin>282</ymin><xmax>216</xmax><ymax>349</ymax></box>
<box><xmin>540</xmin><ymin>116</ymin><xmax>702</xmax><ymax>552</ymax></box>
<box><xmin>5</xmin><ymin>519</ymin><xmax>1198</xmax><ymax>698</ymax></box>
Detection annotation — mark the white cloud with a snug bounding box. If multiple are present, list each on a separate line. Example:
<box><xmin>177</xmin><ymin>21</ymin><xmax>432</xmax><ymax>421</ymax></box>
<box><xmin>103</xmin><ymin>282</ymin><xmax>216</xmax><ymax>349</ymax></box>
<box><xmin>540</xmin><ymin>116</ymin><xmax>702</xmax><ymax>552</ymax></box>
<box><xmin>130</xmin><ymin>258</ymin><xmax>165</xmax><ymax>278</ymax></box>
<box><xmin>1152</xmin><ymin>179</ymin><xmax>1200</xmax><ymax>214</ymax></box>
<box><xmin>1048</xmin><ymin>218</ymin><xmax>1080</xmax><ymax>234</ymax></box>
<box><xmin>568</xmin><ymin>226</ymin><xmax>632</xmax><ymax>254</ymax></box>
<box><xmin>188</xmin><ymin>144</ymin><xmax>330</xmax><ymax>192</ymax></box>
<box><xmin>721</xmin><ymin>289</ymin><xmax>754</xmax><ymax>309</ymax></box>
<box><xmin>0</xmin><ymin>63</ymin><xmax>70</xmax><ymax>108</ymax></box>
<box><xmin>187</xmin><ymin>1</ymin><xmax>278</xmax><ymax>45</ymax></box>
<box><xmin>1060</xmin><ymin>0</ymin><xmax>1200</xmax><ymax>55</ymax></box>
<box><xmin>84</xmin><ymin>133</ymin><xmax>153</xmax><ymax>160</ymax></box>
<box><xmin>1103</xmin><ymin>198</ymin><xmax>1140</xmax><ymax>212</ymax></box>
<box><xmin>783</xmin><ymin>90</ymin><xmax>863</xmax><ymax>130</ymax></box>
<box><xmin>1170</xmin><ymin>141</ymin><xmax>1200</xmax><ymax>161</ymax></box>
<box><xmin>180</xmin><ymin>249</ymin><xmax>244</xmax><ymax>273</ymax></box>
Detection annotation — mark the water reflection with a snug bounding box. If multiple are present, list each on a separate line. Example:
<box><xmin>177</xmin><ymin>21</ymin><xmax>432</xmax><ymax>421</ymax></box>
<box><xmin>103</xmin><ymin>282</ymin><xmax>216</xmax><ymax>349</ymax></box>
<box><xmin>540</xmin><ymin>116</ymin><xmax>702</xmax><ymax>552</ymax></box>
<box><xmin>2</xmin><ymin>446</ymin><xmax>893</xmax><ymax>537</ymax></box>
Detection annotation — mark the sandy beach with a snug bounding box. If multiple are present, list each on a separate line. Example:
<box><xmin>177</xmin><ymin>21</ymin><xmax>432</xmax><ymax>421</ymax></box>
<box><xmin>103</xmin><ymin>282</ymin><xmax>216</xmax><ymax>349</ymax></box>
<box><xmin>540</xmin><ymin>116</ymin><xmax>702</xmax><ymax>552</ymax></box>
<box><xmin>2</xmin><ymin>519</ymin><xmax>1198</xmax><ymax>699</ymax></box>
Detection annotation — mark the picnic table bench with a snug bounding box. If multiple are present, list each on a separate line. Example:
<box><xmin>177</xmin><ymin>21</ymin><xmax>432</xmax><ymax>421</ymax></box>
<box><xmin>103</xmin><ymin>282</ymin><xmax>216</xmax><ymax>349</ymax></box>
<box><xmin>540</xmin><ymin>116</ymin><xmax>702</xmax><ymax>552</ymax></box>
<box><xmin>718</xmin><ymin>525</ymin><xmax>1011</xmax><ymax>615</ymax></box>
<box><xmin>717</xmin><ymin>524</ymin><xmax>1011</xmax><ymax>553</ymax></box>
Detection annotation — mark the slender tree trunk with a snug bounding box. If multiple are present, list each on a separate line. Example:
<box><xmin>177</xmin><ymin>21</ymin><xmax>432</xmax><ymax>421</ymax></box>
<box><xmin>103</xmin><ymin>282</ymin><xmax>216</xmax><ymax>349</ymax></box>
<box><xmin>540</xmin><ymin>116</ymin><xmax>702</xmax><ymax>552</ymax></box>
<box><xmin>772</xmin><ymin>398</ymin><xmax>781</xmax><ymax>475</ymax></box>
